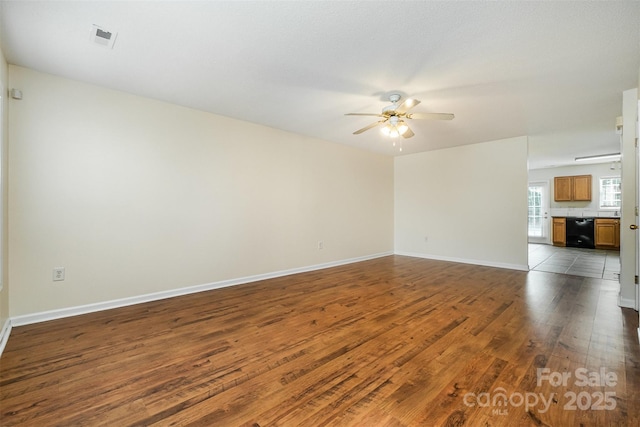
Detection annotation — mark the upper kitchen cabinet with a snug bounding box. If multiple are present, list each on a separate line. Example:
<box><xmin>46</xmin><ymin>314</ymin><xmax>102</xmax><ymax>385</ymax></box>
<box><xmin>572</xmin><ymin>175</ymin><xmax>592</xmax><ymax>201</ymax></box>
<box><xmin>554</xmin><ymin>175</ymin><xmax>592</xmax><ymax>202</ymax></box>
<box><xmin>554</xmin><ymin>176</ymin><xmax>573</xmax><ymax>201</ymax></box>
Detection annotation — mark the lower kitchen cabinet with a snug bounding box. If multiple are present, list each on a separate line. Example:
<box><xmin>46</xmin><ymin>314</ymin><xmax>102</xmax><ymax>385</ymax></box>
<box><xmin>595</xmin><ymin>218</ymin><xmax>620</xmax><ymax>249</ymax></box>
<box><xmin>552</xmin><ymin>217</ymin><xmax>566</xmax><ymax>246</ymax></box>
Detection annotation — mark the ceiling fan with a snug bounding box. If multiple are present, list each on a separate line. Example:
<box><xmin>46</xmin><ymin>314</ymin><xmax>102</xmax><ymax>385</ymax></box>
<box><xmin>346</xmin><ymin>94</ymin><xmax>454</xmax><ymax>138</ymax></box>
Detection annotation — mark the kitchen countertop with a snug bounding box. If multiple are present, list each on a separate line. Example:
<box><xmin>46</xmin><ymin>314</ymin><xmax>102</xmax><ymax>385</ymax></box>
<box><xmin>549</xmin><ymin>208</ymin><xmax>620</xmax><ymax>218</ymax></box>
<box><xmin>552</xmin><ymin>216</ymin><xmax>620</xmax><ymax>219</ymax></box>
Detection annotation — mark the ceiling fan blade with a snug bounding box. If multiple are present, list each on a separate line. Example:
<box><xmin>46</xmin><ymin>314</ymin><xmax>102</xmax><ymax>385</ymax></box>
<box><xmin>353</xmin><ymin>120</ymin><xmax>384</xmax><ymax>135</ymax></box>
<box><xmin>402</xmin><ymin>127</ymin><xmax>415</xmax><ymax>139</ymax></box>
<box><xmin>395</xmin><ymin>98</ymin><xmax>421</xmax><ymax>114</ymax></box>
<box><xmin>345</xmin><ymin>113</ymin><xmax>385</xmax><ymax>117</ymax></box>
<box><xmin>407</xmin><ymin>112</ymin><xmax>455</xmax><ymax>120</ymax></box>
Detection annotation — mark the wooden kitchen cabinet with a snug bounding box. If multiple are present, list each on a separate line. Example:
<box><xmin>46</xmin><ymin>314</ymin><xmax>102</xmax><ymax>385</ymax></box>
<box><xmin>572</xmin><ymin>175</ymin><xmax>592</xmax><ymax>201</ymax></box>
<box><xmin>552</xmin><ymin>217</ymin><xmax>566</xmax><ymax>246</ymax></box>
<box><xmin>554</xmin><ymin>176</ymin><xmax>573</xmax><ymax>201</ymax></box>
<box><xmin>595</xmin><ymin>218</ymin><xmax>620</xmax><ymax>249</ymax></box>
<box><xmin>554</xmin><ymin>175</ymin><xmax>591</xmax><ymax>201</ymax></box>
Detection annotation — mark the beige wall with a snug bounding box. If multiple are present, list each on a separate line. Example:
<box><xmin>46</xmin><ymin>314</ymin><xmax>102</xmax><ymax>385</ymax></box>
<box><xmin>8</xmin><ymin>66</ymin><xmax>394</xmax><ymax>317</ymax></box>
<box><xmin>394</xmin><ymin>136</ymin><xmax>529</xmax><ymax>270</ymax></box>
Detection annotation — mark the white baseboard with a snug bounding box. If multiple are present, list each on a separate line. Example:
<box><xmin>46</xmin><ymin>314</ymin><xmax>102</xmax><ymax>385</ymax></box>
<box><xmin>618</xmin><ymin>296</ymin><xmax>636</xmax><ymax>309</ymax></box>
<box><xmin>0</xmin><ymin>318</ymin><xmax>12</xmax><ymax>358</ymax></box>
<box><xmin>394</xmin><ymin>251</ymin><xmax>529</xmax><ymax>272</ymax></box>
<box><xmin>10</xmin><ymin>251</ymin><xmax>393</xmax><ymax>327</ymax></box>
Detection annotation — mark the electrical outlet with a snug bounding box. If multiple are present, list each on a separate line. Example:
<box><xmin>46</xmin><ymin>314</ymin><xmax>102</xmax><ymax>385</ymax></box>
<box><xmin>53</xmin><ymin>267</ymin><xmax>65</xmax><ymax>282</ymax></box>
<box><xmin>318</xmin><ymin>241</ymin><xmax>324</xmax><ymax>250</ymax></box>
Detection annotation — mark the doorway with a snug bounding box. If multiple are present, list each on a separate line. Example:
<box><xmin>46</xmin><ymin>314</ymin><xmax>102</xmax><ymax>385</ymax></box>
<box><xmin>528</xmin><ymin>181</ymin><xmax>550</xmax><ymax>244</ymax></box>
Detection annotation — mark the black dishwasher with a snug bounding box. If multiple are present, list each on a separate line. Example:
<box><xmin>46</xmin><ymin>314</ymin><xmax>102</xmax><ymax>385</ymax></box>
<box><xmin>565</xmin><ymin>217</ymin><xmax>595</xmax><ymax>249</ymax></box>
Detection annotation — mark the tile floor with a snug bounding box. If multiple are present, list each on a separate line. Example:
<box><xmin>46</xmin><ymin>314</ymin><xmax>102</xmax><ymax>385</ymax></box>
<box><xmin>528</xmin><ymin>243</ymin><xmax>620</xmax><ymax>280</ymax></box>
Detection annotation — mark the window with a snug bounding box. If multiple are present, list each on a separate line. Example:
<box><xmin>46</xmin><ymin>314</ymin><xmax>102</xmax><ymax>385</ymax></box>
<box><xmin>599</xmin><ymin>177</ymin><xmax>621</xmax><ymax>209</ymax></box>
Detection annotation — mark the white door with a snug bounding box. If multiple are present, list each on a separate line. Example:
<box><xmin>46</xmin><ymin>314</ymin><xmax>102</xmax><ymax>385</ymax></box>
<box><xmin>637</xmin><ymin>100</ymin><xmax>640</xmax><ymax>315</ymax></box>
<box><xmin>528</xmin><ymin>182</ymin><xmax>550</xmax><ymax>244</ymax></box>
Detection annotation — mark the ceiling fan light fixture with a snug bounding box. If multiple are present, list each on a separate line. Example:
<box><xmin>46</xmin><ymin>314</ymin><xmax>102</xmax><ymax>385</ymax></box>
<box><xmin>381</xmin><ymin>123</ymin><xmax>402</xmax><ymax>138</ymax></box>
<box><xmin>347</xmin><ymin>94</ymin><xmax>453</xmax><ymax>140</ymax></box>
<box><xmin>380</xmin><ymin>116</ymin><xmax>407</xmax><ymax>138</ymax></box>
<box><xmin>397</xmin><ymin>120</ymin><xmax>409</xmax><ymax>135</ymax></box>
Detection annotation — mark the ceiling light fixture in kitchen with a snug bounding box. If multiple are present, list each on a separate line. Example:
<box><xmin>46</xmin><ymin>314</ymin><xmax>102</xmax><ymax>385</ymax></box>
<box><xmin>575</xmin><ymin>153</ymin><xmax>621</xmax><ymax>162</ymax></box>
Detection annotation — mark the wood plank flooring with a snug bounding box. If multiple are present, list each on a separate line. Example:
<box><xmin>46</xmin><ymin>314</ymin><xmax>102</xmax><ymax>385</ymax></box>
<box><xmin>1</xmin><ymin>255</ymin><xmax>639</xmax><ymax>426</ymax></box>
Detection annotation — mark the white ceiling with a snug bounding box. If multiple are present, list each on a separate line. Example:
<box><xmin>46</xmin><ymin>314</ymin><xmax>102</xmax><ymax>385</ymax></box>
<box><xmin>1</xmin><ymin>1</ymin><xmax>638</xmax><ymax>169</ymax></box>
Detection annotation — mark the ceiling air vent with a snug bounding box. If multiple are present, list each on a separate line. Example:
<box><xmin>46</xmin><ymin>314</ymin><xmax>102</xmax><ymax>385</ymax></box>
<box><xmin>90</xmin><ymin>24</ymin><xmax>117</xmax><ymax>49</ymax></box>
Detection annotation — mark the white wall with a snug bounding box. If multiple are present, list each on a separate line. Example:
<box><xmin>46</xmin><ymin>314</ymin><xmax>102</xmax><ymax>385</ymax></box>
<box><xmin>394</xmin><ymin>136</ymin><xmax>529</xmax><ymax>270</ymax></box>
<box><xmin>0</xmin><ymin>38</ymin><xmax>9</xmax><ymax>345</ymax></box>
<box><xmin>529</xmin><ymin>162</ymin><xmax>622</xmax><ymax>214</ymax></box>
<box><xmin>620</xmin><ymin>87</ymin><xmax>638</xmax><ymax>308</ymax></box>
<box><xmin>8</xmin><ymin>66</ymin><xmax>394</xmax><ymax>317</ymax></box>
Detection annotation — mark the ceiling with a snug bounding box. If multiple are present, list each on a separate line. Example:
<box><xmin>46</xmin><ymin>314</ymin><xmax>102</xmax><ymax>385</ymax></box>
<box><xmin>1</xmin><ymin>1</ymin><xmax>638</xmax><ymax>169</ymax></box>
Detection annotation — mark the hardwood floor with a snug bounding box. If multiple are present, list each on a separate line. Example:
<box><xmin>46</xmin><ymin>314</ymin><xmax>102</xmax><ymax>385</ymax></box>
<box><xmin>1</xmin><ymin>255</ymin><xmax>639</xmax><ymax>426</ymax></box>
